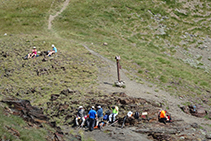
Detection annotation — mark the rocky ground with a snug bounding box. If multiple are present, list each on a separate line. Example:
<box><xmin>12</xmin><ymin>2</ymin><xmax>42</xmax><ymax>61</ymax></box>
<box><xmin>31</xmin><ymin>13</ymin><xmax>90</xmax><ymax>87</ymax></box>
<box><xmin>2</xmin><ymin>46</ymin><xmax>211</xmax><ymax>140</ymax></box>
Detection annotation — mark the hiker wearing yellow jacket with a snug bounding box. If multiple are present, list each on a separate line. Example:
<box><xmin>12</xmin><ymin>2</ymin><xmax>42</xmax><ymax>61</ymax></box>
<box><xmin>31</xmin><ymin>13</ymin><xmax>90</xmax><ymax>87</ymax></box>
<box><xmin>109</xmin><ymin>105</ymin><xmax>119</xmax><ymax>123</ymax></box>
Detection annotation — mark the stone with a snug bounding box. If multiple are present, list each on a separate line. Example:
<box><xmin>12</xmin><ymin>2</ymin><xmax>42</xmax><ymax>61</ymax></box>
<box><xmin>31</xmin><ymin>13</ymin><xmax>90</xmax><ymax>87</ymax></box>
<box><xmin>206</xmin><ymin>133</ymin><xmax>211</xmax><ymax>139</ymax></box>
<box><xmin>180</xmin><ymin>106</ymin><xmax>190</xmax><ymax>114</ymax></box>
<box><xmin>103</xmin><ymin>42</ymin><xmax>108</xmax><ymax>46</ymax></box>
<box><xmin>190</xmin><ymin>123</ymin><xmax>199</xmax><ymax>128</ymax></box>
<box><xmin>191</xmin><ymin>105</ymin><xmax>206</xmax><ymax>118</ymax></box>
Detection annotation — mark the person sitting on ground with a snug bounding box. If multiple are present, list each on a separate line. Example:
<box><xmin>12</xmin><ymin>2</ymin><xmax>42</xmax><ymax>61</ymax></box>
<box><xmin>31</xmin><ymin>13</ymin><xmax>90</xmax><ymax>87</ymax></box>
<box><xmin>158</xmin><ymin>109</ymin><xmax>169</xmax><ymax>124</ymax></box>
<box><xmin>109</xmin><ymin>105</ymin><xmax>119</xmax><ymax>123</ymax></box>
<box><xmin>96</xmin><ymin>105</ymin><xmax>103</xmax><ymax>125</ymax></box>
<box><xmin>75</xmin><ymin>106</ymin><xmax>86</xmax><ymax>127</ymax></box>
<box><xmin>97</xmin><ymin>119</ymin><xmax>108</xmax><ymax>130</ymax></box>
<box><xmin>28</xmin><ymin>46</ymin><xmax>37</xmax><ymax>59</ymax></box>
<box><xmin>88</xmin><ymin>106</ymin><xmax>97</xmax><ymax>131</ymax></box>
<box><xmin>47</xmin><ymin>44</ymin><xmax>57</xmax><ymax>56</ymax></box>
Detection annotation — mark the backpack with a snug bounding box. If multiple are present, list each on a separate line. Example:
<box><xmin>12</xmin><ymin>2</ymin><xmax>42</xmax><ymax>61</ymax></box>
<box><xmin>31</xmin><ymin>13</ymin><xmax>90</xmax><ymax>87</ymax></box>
<box><xmin>105</xmin><ymin>110</ymin><xmax>111</xmax><ymax>115</ymax></box>
<box><xmin>134</xmin><ymin>112</ymin><xmax>139</xmax><ymax>119</ymax></box>
<box><xmin>103</xmin><ymin>114</ymin><xmax>109</xmax><ymax>120</ymax></box>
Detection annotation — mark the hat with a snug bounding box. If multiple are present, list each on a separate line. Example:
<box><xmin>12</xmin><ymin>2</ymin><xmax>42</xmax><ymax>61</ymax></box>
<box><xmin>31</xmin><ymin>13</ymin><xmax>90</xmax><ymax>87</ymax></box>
<box><xmin>33</xmin><ymin>46</ymin><xmax>36</xmax><ymax>49</ymax></box>
<box><xmin>127</xmin><ymin>111</ymin><xmax>133</xmax><ymax>117</ymax></box>
<box><xmin>79</xmin><ymin>106</ymin><xmax>83</xmax><ymax>109</ymax></box>
<box><xmin>52</xmin><ymin>44</ymin><xmax>55</xmax><ymax>47</ymax></box>
<box><xmin>91</xmin><ymin>106</ymin><xmax>95</xmax><ymax>109</ymax></box>
<box><xmin>97</xmin><ymin>106</ymin><xmax>101</xmax><ymax>109</ymax></box>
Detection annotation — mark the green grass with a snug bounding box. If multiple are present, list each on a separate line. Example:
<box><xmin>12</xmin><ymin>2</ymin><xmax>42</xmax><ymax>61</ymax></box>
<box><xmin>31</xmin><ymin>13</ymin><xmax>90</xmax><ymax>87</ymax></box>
<box><xmin>51</xmin><ymin>0</ymin><xmax>211</xmax><ymax>104</ymax></box>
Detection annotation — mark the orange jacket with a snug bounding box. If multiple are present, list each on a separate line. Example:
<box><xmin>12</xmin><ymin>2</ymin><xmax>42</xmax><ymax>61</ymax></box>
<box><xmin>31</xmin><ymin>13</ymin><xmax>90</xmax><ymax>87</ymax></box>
<box><xmin>160</xmin><ymin>110</ymin><xmax>166</xmax><ymax>118</ymax></box>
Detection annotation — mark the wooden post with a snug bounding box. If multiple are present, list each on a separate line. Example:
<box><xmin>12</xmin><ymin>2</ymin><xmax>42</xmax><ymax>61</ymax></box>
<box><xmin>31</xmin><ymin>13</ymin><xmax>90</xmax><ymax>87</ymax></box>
<box><xmin>115</xmin><ymin>56</ymin><xmax>121</xmax><ymax>82</ymax></box>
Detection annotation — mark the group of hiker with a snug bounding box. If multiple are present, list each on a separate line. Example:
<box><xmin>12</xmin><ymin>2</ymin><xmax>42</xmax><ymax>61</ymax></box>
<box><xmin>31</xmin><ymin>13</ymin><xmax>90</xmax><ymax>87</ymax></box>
<box><xmin>75</xmin><ymin>105</ymin><xmax>119</xmax><ymax>131</ymax></box>
<box><xmin>26</xmin><ymin>44</ymin><xmax>57</xmax><ymax>59</ymax></box>
<box><xmin>75</xmin><ymin>105</ymin><xmax>172</xmax><ymax>132</ymax></box>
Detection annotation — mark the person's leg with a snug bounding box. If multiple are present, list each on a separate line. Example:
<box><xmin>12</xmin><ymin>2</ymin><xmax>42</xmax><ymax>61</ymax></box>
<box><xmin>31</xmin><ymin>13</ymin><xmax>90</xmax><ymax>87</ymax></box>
<box><xmin>31</xmin><ymin>53</ymin><xmax>35</xmax><ymax>58</ymax></box>
<box><xmin>89</xmin><ymin>119</ymin><xmax>94</xmax><ymax>131</ymax></box>
<box><xmin>91</xmin><ymin>119</ymin><xmax>95</xmax><ymax>131</ymax></box>
<box><xmin>48</xmin><ymin>51</ymin><xmax>55</xmax><ymax>56</ymax></box>
<box><xmin>75</xmin><ymin>117</ymin><xmax>79</xmax><ymax>126</ymax></box>
<box><xmin>28</xmin><ymin>53</ymin><xmax>31</xmax><ymax>58</ymax></box>
<box><xmin>113</xmin><ymin>114</ymin><xmax>118</xmax><ymax>121</ymax></box>
<box><xmin>89</xmin><ymin>119</ymin><xmax>92</xmax><ymax>131</ymax></box>
<box><xmin>81</xmin><ymin>117</ymin><xmax>85</xmax><ymax>126</ymax></box>
<box><xmin>96</xmin><ymin>118</ymin><xmax>99</xmax><ymax>126</ymax></box>
<box><xmin>96</xmin><ymin>117</ymin><xmax>102</xmax><ymax>125</ymax></box>
<box><xmin>85</xmin><ymin>118</ymin><xmax>90</xmax><ymax>128</ymax></box>
<box><xmin>109</xmin><ymin>114</ymin><xmax>113</xmax><ymax>123</ymax></box>
<box><xmin>160</xmin><ymin>118</ymin><xmax>166</xmax><ymax>124</ymax></box>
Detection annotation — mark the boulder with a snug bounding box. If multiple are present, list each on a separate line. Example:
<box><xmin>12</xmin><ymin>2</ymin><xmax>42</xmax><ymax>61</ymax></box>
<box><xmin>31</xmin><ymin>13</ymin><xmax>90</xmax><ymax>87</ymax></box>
<box><xmin>180</xmin><ymin>106</ymin><xmax>190</xmax><ymax>114</ymax></box>
<box><xmin>191</xmin><ymin>105</ymin><xmax>206</xmax><ymax>118</ymax></box>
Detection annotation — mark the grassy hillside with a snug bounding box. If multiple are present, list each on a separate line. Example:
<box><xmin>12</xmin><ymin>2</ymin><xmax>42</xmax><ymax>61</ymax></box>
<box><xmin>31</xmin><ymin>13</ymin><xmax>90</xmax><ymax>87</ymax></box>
<box><xmin>1</xmin><ymin>0</ymin><xmax>211</xmax><ymax>140</ymax></box>
<box><xmin>0</xmin><ymin>1</ymin><xmax>100</xmax><ymax>140</ymax></box>
<box><xmin>53</xmin><ymin>0</ymin><xmax>211</xmax><ymax>105</ymax></box>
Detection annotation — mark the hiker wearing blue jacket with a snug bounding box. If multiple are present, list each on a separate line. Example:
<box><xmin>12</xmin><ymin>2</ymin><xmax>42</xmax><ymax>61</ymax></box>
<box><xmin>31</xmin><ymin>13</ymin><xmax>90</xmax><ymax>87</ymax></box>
<box><xmin>88</xmin><ymin>106</ymin><xmax>97</xmax><ymax>131</ymax></box>
<box><xmin>47</xmin><ymin>44</ymin><xmax>57</xmax><ymax>56</ymax></box>
<box><xmin>96</xmin><ymin>105</ymin><xmax>103</xmax><ymax>125</ymax></box>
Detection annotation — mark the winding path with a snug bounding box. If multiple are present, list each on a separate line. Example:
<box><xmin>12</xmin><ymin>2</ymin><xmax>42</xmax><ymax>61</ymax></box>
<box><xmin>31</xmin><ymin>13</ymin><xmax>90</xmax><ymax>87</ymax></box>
<box><xmin>48</xmin><ymin>0</ymin><xmax>70</xmax><ymax>30</ymax></box>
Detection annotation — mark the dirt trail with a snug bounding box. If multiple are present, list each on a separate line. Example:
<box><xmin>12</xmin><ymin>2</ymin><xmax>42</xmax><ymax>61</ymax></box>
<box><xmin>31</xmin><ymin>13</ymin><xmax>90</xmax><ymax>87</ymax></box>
<box><xmin>83</xmin><ymin>45</ymin><xmax>211</xmax><ymax>131</ymax></box>
<box><xmin>48</xmin><ymin>0</ymin><xmax>70</xmax><ymax>30</ymax></box>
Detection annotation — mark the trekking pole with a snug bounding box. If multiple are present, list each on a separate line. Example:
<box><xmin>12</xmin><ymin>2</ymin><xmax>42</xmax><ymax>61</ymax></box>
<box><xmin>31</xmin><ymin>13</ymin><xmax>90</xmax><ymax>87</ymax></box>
<box><xmin>121</xmin><ymin>116</ymin><xmax>127</xmax><ymax>129</ymax></box>
<box><xmin>108</xmin><ymin>120</ymin><xmax>118</xmax><ymax>127</ymax></box>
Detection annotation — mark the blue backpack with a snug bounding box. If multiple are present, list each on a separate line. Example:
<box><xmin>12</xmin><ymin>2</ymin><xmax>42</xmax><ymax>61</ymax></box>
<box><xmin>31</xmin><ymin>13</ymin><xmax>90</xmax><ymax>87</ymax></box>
<box><xmin>103</xmin><ymin>114</ymin><xmax>109</xmax><ymax>120</ymax></box>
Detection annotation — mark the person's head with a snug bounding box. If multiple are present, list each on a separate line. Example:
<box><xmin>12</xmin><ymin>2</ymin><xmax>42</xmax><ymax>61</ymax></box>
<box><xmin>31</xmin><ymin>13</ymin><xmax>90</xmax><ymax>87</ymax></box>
<box><xmin>33</xmin><ymin>46</ymin><xmax>36</xmax><ymax>49</ymax></box>
<box><xmin>91</xmin><ymin>106</ymin><xmax>95</xmax><ymax>109</ymax></box>
<box><xmin>97</xmin><ymin>105</ymin><xmax>101</xmax><ymax>109</ymax></box>
<box><xmin>79</xmin><ymin>106</ymin><xmax>83</xmax><ymax>109</ymax></box>
<box><xmin>127</xmin><ymin>111</ymin><xmax>133</xmax><ymax>117</ymax></box>
<box><xmin>52</xmin><ymin>44</ymin><xmax>55</xmax><ymax>48</ymax></box>
<box><xmin>111</xmin><ymin>105</ymin><xmax>115</xmax><ymax>109</ymax></box>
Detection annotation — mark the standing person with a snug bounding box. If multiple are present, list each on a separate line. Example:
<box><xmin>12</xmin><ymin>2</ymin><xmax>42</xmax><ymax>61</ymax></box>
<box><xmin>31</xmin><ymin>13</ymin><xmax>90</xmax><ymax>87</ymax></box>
<box><xmin>47</xmin><ymin>44</ymin><xmax>57</xmax><ymax>56</ymax></box>
<box><xmin>109</xmin><ymin>105</ymin><xmax>119</xmax><ymax>123</ymax></box>
<box><xmin>27</xmin><ymin>46</ymin><xmax>37</xmax><ymax>59</ymax></box>
<box><xmin>75</xmin><ymin>106</ymin><xmax>86</xmax><ymax>127</ymax></box>
<box><xmin>96</xmin><ymin>105</ymin><xmax>103</xmax><ymax>125</ymax></box>
<box><xmin>88</xmin><ymin>106</ymin><xmax>97</xmax><ymax>131</ymax></box>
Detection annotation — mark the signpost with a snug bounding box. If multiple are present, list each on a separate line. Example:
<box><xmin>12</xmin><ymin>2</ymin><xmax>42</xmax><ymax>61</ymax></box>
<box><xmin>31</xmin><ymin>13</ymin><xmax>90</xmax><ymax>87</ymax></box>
<box><xmin>115</xmin><ymin>56</ymin><xmax>121</xmax><ymax>82</ymax></box>
<box><xmin>114</xmin><ymin>56</ymin><xmax>125</xmax><ymax>87</ymax></box>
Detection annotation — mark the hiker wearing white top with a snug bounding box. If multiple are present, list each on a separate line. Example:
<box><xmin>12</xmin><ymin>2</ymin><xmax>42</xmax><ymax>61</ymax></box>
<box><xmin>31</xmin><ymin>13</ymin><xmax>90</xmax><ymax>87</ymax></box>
<box><xmin>75</xmin><ymin>106</ymin><xmax>86</xmax><ymax>127</ymax></box>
